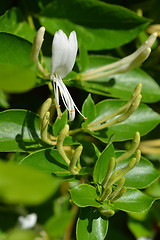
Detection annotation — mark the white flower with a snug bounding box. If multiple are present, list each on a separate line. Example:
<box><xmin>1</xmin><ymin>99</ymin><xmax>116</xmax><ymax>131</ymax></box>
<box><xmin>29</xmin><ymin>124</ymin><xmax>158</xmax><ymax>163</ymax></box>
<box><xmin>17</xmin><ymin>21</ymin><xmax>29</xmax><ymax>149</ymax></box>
<box><xmin>18</xmin><ymin>213</ymin><xmax>37</xmax><ymax>229</ymax></box>
<box><xmin>50</xmin><ymin>30</ymin><xmax>86</xmax><ymax>121</ymax></box>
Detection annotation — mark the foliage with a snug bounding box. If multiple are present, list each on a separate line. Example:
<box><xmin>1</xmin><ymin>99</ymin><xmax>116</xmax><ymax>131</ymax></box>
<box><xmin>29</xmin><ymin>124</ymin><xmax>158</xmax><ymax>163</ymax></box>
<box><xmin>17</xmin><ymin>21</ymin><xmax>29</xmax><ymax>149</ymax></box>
<box><xmin>0</xmin><ymin>0</ymin><xmax>160</xmax><ymax>239</ymax></box>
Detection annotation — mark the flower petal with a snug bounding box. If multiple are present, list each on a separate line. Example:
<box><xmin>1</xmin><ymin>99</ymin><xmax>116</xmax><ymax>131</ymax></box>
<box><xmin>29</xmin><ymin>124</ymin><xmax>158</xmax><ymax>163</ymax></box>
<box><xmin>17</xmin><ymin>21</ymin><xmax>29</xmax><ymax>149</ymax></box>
<box><xmin>51</xmin><ymin>30</ymin><xmax>78</xmax><ymax>78</ymax></box>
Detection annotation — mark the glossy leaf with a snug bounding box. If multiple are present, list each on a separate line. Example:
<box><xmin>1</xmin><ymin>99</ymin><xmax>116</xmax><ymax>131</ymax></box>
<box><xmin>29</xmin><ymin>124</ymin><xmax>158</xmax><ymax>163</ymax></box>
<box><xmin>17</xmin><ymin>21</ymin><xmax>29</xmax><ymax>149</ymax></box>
<box><xmin>39</xmin><ymin>0</ymin><xmax>149</xmax><ymax>51</ymax></box>
<box><xmin>0</xmin><ymin>110</ymin><xmax>73</xmax><ymax>152</ymax></box>
<box><xmin>83</xmin><ymin>99</ymin><xmax>160</xmax><ymax>143</ymax></box>
<box><xmin>20</xmin><ymin>148</ymin><xmax>71</xmax><ymax>177</ymax></box>
<box><xmin>0</xmin><ymin>7</ymin><xmax>36</xmax><ymax>42</ymax></box>
<box><xmin>70</xmin><ymin>184</ymin><xmax>102</xmax><ymax>207</ymax></box>
<box><xmin>0</xmin><ymin>33</ymin><xmax>36</xmax><ymax>92</ymax></box>
<box><xmin>115</xmin><ymin>152</ymin><xmax>160</xmax><ymax>189</ymax></box>
<box><xmin>0</xmin><ymin>161</ymin><xmax>60</xmax><ymax>205</ymax></box>
<box><xmin>77</xmin><ymin>207</ymin><xmax>109</xmax><ymax>240</ymax></box>
<box><xmin>75</xmin><ymin>56</ymin><xmax>160</xmax><ymax>103</ymax></box>
<box><xmin>82</xmin><ymin>94</ymin><xmax>96</xmax><ymax>126</ymax></box>
<box><xmin>0</xmin><ymin>110</ymin><xmax>46</xmax><ymax>152</ymax></box>
<box><xmin>53</xmin><ymin>110</ymin><xmax>68</xmax><ymax>136</ymax></box>
<box><xmin>93</xmin><ymin>144</ymin><xmax>115</xmax><ymax>184</ymax></box>
<box><xmin>105</xmin><ymin>188</ymin><xmax>155</xmax><ymax>213</ymax></box>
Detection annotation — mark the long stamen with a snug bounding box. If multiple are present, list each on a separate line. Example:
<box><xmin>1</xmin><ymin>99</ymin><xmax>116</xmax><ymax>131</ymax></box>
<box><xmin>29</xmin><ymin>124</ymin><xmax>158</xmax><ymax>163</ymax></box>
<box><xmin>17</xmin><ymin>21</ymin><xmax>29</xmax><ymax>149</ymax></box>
<box><xmin>52</xmin><ymin>75</ymin><xmax>86</xmax><ymax>120</ymax></box>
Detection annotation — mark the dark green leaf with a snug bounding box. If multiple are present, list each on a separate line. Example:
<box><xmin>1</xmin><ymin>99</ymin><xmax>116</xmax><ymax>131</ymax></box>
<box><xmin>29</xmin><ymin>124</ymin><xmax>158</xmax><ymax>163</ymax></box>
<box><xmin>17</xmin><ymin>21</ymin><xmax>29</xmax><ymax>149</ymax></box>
<box><xmin>0</xmin><ymin>7</ymin><xmax>36</xmax><ymax>42</ymax></box>
<box><xmin>39</xmin><ymin>0</ymin><xmax>149</xmax><ymax>50</ymax></box>
<box><xmin>77</xmin><ymin>207</ymin><xmax>109</xmax><ymax>240</ymax></box>
<box><xmin>0</xmin><ymin>161</ymin><xmax>60</xmax><ymax>205</ymax></box>
<box><xmin>70</xmin><ymin>184</ymin><xmax>102</xmax><ymax>207</ymax></box>
<box><xmin>0</xmin><ymin>110</ymin><xmax>47</xmax><ymax>152</ymax></box>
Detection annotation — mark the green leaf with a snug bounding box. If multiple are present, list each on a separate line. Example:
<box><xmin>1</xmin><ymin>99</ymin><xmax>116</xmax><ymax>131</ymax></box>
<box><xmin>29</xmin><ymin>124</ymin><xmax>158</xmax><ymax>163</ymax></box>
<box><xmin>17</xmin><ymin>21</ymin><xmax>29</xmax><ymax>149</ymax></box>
<box><xmin>20</xmin><ymin>149</ymin><xmax>71</xmax><ymax>177</ymax></box>
<box><xmin>0</xmin><ymin>110</ymin><xmax>47</xmax><ymax>152</ymax></box>
<box><xmin>106</xmin><ymin>188</ymin><xmax>155</xmax><ymax>213</ymax></box>
<box><xmin>0</xmin><ymin>7</ymin><xmax>36</xmax><ymax>42</ymax></box>
<box><xmin>39</xmin><ymin>0</ymin><xmax>149</xmax><ymax>51</ymax></box>
<box><xmin>45</xmin><ymin>211</ymin><xmax>75</xmax><ymax>237</ymax></box>
<box><xmin>84</xmin><ymin>99</ymin><xmax>160</xmax><ymax>143</ymax></box>
<box><xmin>0</xmin><ymin>161</ymin><xmax>60</xmax><ymax>205</ymax></box>
<box><xmin>0</xmin><ymin>89</ymin><xmax>9</xmax><ymax>108</ymax></box>
<box><xmin>53</xmin><ymin>110</ymin><xmax>68</xmax><ymax>136</ymax></box>
<box><xmin>75</xmin><ymin>56</ymin><xmax>160</xmax><ymax>103</ymax></box>
<box><xmin>115</xmin><ymin>152</ymin><xmax>160</xmax><ymax>189</ymax></box>
<box><xmin>93</xmin><ymin>144</ymin><xmax>115</xmax><ymax>184</ymax></box>
<box><xmin>78</xmin><ymin>41</ymin><xmax>89</xmax><ymax>72</ymax></box>
<box><xmin>0</xmin><ymin>33</ymin><xmax>36</xmax><ymax>93</ymax></box>
<box><xmin>82</xmin><ymin>94</ymin><xmax>96</xmax><ymax>126</ymax></box>
<box><xmin>77</xmin><ymin>207</ymin><xmax>109</xmax><ymax>240</ymax></box>
<box><xmin>70</xmin><ymin>184</ymin><xmax>102</xmax><ymax>207</ymax></box>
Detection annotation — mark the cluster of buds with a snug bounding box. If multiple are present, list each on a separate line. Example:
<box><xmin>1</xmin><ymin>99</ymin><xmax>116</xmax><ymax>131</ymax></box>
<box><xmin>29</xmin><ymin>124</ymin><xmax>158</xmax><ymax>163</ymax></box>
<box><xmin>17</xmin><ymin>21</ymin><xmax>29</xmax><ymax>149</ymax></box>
<box><xmin>98</xmin><ymin>132</ymin><xmax>141</xmax><ymax>217</ymax></box>
<box><xmin>39</xmin><ymin>101</ymin><xmax>83</xmax><ymax>174</ymax></box>
<box><xmin>88</xmin><ymin>83</ymin><xmax>142</xmax><ymax>131</ymax></box>
<box><xmin>57</xmin><ymin>124</ymin><xmax>83</xmax><ymax>175</ymax></box>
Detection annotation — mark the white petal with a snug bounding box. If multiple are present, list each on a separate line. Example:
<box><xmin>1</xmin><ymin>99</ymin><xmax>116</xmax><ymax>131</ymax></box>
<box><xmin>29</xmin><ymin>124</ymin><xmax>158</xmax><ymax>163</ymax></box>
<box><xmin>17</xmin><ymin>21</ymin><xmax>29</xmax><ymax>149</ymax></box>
<box><xmin>51</xmin><ymin>30</ymin><xmax>78</xmax><ymax>78</ymax></box>
<box><xmin>18</xmin><ymin>213</ymin><xmax>37</xmax><ymax>229</ymax></box>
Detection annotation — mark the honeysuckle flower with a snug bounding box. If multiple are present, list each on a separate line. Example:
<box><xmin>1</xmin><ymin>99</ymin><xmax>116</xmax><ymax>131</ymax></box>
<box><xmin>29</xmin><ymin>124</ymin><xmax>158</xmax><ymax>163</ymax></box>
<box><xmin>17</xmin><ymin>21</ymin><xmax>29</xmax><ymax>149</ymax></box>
<box><xmin>81</xmin><ymin>32</ymin><xmax>157</xmax><ymax>81</ymax></box>
<box><xmin>50</xmin><ymin>30</ymin><xmax>86</xmax><ymax>121</ymax></box>
<box><xmin>18</xmin><ymin>213</ymin><xmax>37</xmax><ymax>229</ymax></box>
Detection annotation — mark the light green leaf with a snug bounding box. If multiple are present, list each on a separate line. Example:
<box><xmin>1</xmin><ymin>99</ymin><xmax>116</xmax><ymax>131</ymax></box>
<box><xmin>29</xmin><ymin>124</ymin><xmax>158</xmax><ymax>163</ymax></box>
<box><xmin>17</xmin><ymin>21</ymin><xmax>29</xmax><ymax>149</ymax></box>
<box><xmin>39</xmin><ymin>0</ymin><xmax>149</xmax><ymax>51</ymax></box>
<box><xmin>53</xmin><ymin>110</ymin><xmax>68</xmax><ymax>136</ymax></box>
<box><xmin>93</xmin><ymin>144</ymin><xmax>115</xmax><ymax>184</ymax></box>
<box><xmin>0</xmin><ymin>33</ymin><xmax>36</xmax><ymax>92</ymax></box>
<box><xmin>107</xmin><ymin>188</ymin><xmax>155</xmax><ymax>213</ymax></box>
<box><xmin>70</xmin><ymin>184</ymin><xmax>102</xmax><ymax>207</ymax></box>
<box><xmin>77</xmin><ymin>207</ymin><xmax>109</xmax><ymax>240</ymax></box>
<box><xmin>45</xmin><ymin>211</ymin><xmax>75</xmax><ymax>237</ymax></box>
<box><xmin>0</xmin><ymin>161</ymin><xmax>60</xmax><ymax>205</ymax></box>
<box><xmin>82</xmin><ymin>94</ymin><xmax>96</xmax><ymax>126</ymax></box>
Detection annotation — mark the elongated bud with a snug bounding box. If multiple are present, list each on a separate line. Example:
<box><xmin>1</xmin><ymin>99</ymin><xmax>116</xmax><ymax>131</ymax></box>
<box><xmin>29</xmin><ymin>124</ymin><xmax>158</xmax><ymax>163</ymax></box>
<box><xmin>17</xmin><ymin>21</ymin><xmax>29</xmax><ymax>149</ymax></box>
<box><xmin>39</xmin><ymin>98</ymin><xmax>56</xmax><ymax>145</ymax></box>
<box><xmin>116</xmin><ymin>132</ymin><xmax>140</xmax><ymax>163</ymax></box>
<box><xmin>30</xmin><ymin>27</ymin><xmax>45</xmax><ymax>62</ymax></box>
<box><xmin>109</xmin><ymin>177</ymin><xmax>125</xmax><ymax>200</ymax></box>
<box><xmin>68</xmin><ymin>145</ymin><xmax>83</xmax><ymax>175</ymax></box>
<box><xmin>89</xmin><ymin>94</ymin><xmax>141</xmax><ymax>132</ymax></box>
<box><xmin>100</xmin><ymin>187</ymin><xmax>112</xmax><ymax>202</ymax></box>
<box><xmin>135</xmin><ymin>149</ymin><xmax>141</xmax><ymax>164</ymax></box>
<box><xmin>88</xmin><ymin>83</ymin><xmax>142</xmax><ymax>129</ymax></box>
<box><xmin>39</xmin><ymin>98</ymin><xmax>52</xmax><ymax>130</ymax></box>
<box><xmin>111</xmin><ymin>186</ymin><xmax>127</xmax><ymax>202</ymax></box>
<box><xmin>106</xmin><ymin>157</ymin><xmax>137</xmax><ymax>188</ymax></box>
<box><xmin>57</xmin><ymin>124</ymin><xmax>70</xmax><ymax>165</ymax></box>
<box><xmin>102</xmin><ymin>157</ymin><xmax>115</xmax><ymax>188</ymax></box>
<box><xmin>99</xmin><ymin>208</ymin><xmax>115</xmax><ymax>217</ymax></box>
